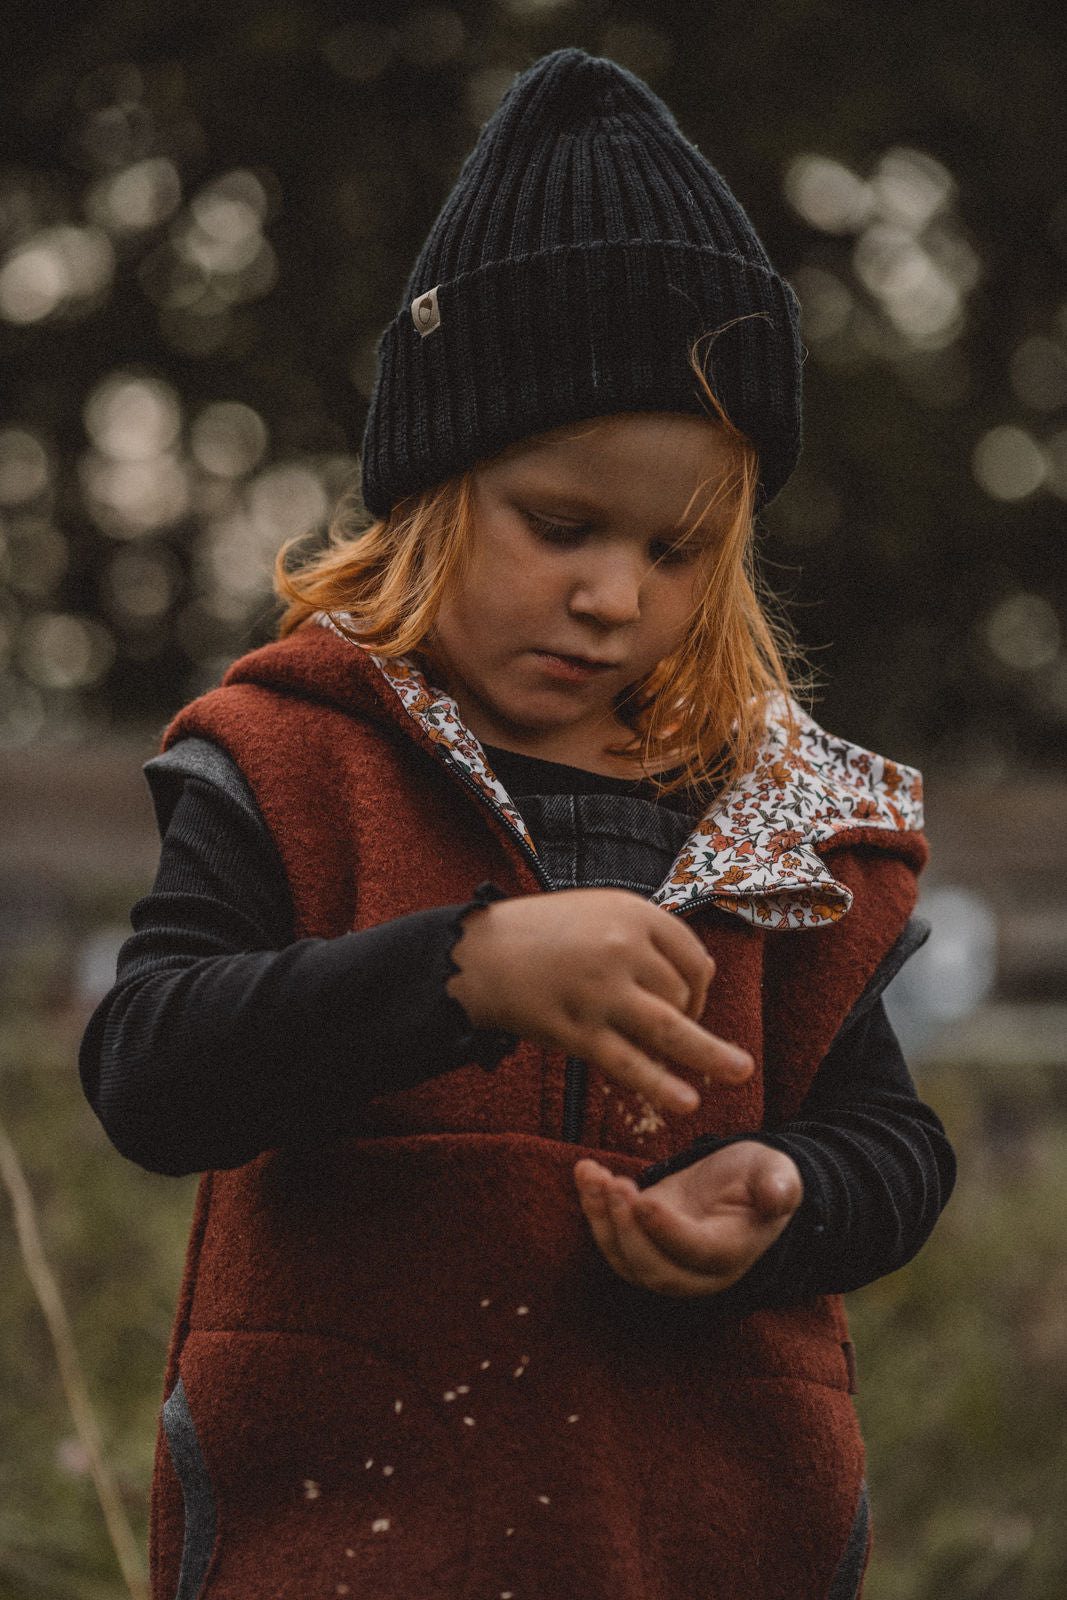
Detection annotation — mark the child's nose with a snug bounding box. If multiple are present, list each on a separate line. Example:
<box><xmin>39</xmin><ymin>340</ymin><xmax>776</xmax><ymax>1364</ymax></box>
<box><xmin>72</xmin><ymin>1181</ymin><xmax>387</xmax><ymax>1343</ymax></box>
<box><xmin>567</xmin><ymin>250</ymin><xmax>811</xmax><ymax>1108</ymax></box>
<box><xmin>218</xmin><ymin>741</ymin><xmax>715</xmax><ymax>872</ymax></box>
<box><xmin>569</xmin><ymin>552</ymin><xmax>643</xmax><ymax>626</ymax></box>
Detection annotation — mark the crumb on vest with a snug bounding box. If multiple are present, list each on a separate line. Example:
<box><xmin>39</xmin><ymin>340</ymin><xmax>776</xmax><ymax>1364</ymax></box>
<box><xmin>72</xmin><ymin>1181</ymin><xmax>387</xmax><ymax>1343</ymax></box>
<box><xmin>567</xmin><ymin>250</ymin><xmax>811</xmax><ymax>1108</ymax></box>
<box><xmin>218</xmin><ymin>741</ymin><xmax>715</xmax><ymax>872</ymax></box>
<box><xmin>371</xmin><ymin>1518</ymin><xmax>390</xmax><ymax>1533</ymax></box>
<box><xmin>303</xmin><ymin>1480</ymin><xmax>320</xmax><ymax>1500</ymax></box>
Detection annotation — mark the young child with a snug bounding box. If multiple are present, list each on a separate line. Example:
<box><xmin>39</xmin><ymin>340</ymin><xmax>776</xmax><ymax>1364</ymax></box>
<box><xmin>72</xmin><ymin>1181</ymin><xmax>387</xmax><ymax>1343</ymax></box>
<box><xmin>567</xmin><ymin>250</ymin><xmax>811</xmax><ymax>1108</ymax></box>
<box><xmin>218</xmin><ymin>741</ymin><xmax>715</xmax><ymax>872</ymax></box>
<box><xmin>81</xmin><ymin>48</ymin><xmax>955</xmax><ymax>1600</ymax></box>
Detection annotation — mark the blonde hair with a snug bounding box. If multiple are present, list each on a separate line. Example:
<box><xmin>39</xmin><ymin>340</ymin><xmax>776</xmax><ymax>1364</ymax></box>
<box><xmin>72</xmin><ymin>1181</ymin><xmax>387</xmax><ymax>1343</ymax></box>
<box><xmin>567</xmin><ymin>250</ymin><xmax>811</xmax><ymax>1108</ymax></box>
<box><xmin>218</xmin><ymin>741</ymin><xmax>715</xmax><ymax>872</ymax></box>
<box><xmin>276</xmin><ymin>351</ymin><xmax>802</xmax><ymax>801</ymax></box>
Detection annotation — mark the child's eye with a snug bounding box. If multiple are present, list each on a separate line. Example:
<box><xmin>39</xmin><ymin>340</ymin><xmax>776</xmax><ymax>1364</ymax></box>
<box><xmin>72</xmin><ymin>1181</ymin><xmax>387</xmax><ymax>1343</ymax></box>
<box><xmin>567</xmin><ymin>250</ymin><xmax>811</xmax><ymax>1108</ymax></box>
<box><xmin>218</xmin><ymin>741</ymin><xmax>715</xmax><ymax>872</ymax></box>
<box><xmin>650</xmin><ymin>539</ymin><xmax>701</xmax><ymax>567</ymax></box>
<box><xmin>523</xmin><ymin>512</ymin><xmax>591</xmax><ymax>545</ymax></box>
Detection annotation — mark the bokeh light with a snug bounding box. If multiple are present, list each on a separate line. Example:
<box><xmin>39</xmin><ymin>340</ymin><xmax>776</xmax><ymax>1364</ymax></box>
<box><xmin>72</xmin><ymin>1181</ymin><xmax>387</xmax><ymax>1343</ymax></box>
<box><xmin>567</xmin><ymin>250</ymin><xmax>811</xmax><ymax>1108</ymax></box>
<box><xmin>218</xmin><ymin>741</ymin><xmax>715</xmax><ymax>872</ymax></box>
<box><xmin>200</xmin><ymin>462</ymin><xmax>331</xmax><ymax>603</ymax></box>
<box><xmin>18</xmin><ymin>612</ymin><xmax>115</xmax><ymax>690</ymax></box>
<box><xmin>985</xmin><ymin>592</ymin><xmax>1061</xmax><ymax>673</ymax></box>
<box><xmin>103</xmin><ymin>546</ymin><xmax>180</xmax><ymax>624</ymax></box>
<box><xmin>86</xmin><ymin>157</ymin><xmax>183</xmax><ymax>234</ymax></box>
<box><xmin>190</xmin><ymin>402</ymin><xmax>269</xmax><ymax>478</ymax></box>
<box><xmin>785</xmin><ymin>146</ymin><xmax>979</xmax><ymax>355</ymax></box>
<box><xmin>81</xmin><ymin>371</ymin><xmax>189</xmax><ymax>535</ymax></box>
<box><xmin>4</xmin><ymin>520</ymin><xmax>68</xmax><ymax>599</ymax></box>
<box><xmin>84</xmin><ymin>373</ymin><xmax>182</xmax><ymax>460</ymax></box>
<box><xmin>0</xmin><ymin>430</ymin><xmax>51</xmax><ymax>504</ymax></box>
<box><xmin>972</xmin><ymin>426</ymin><xmax>1047</xmax><ymax>501</ymax></box>
<box><xmin>792</xmin><ymin>267</ymin><xmax>855</xmax><ymax>344</ymax></box>
<box><xmin>0</xmin><ymin>226</ymin><xmax>115</xmax><ymax>324</ymax></box>
<box><xmin>784</xmin><ymin>156</ymin><xmax>874</xmax><ymax>234</ymax></box>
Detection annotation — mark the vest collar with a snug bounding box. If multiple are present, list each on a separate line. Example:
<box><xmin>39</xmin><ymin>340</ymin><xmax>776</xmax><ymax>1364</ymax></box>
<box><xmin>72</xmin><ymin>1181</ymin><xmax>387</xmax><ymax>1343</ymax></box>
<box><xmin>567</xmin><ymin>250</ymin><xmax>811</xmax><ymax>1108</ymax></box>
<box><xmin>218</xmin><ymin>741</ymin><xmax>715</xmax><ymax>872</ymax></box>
<box><xmin>321</xmin><ymin>619</ymin><xmax>923</xmax><ymax>931</ymax></box>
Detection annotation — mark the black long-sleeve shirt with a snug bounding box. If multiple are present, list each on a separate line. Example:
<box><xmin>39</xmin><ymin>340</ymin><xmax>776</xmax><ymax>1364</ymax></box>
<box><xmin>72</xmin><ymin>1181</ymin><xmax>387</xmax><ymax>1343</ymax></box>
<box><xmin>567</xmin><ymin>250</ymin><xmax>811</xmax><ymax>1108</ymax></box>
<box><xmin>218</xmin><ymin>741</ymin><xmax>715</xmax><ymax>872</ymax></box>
<box><xmin>80</xmin><ymin>737</ymin><xmax>954</xmax><ymax>1310</ymax></box>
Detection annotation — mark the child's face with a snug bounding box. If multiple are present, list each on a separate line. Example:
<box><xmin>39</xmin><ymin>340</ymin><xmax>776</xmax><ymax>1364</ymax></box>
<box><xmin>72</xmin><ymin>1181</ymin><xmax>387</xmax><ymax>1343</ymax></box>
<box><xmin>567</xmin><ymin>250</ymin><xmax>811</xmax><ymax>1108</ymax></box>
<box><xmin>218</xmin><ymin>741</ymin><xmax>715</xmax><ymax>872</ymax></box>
<box><xmin>429</xmin><ymin>412</ymin><xmax>736</xmax><ymax>772</ymax></box>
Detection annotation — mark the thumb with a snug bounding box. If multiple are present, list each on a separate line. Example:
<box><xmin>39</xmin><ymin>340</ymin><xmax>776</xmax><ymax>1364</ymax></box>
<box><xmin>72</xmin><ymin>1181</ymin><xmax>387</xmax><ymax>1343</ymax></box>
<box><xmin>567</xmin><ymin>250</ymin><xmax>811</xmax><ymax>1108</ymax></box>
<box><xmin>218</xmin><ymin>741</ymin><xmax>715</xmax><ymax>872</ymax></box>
<box><xmin>751</xmin><ymin>1153</ymin><xmax>803</xmax><ymax>1220</ymax></box>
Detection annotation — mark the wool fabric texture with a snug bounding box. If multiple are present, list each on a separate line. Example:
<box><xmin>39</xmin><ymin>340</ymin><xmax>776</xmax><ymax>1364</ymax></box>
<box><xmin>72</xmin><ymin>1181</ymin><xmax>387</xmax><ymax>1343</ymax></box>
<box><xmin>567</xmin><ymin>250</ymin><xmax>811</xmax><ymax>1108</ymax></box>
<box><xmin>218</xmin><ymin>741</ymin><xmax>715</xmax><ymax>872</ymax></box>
<box><xmin>147</xmin><ymin>627</ymin><xmax>925</xmax><ymax>1598</ymax></box>
<box><xmin>360</xmin><ymin>48</ymin><xmax>803</xmax><ymax>515</ymax></box>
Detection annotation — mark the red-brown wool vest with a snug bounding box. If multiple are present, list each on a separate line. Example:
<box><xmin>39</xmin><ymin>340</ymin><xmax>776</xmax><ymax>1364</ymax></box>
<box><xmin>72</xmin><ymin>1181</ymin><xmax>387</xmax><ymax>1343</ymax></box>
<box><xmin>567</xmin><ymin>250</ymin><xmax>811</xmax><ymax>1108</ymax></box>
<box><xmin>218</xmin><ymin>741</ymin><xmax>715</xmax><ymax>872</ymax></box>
<box><xmin>150</xmin><ymin>626</ymin><xmax>925</xmax><ymax>1600</ymax></box>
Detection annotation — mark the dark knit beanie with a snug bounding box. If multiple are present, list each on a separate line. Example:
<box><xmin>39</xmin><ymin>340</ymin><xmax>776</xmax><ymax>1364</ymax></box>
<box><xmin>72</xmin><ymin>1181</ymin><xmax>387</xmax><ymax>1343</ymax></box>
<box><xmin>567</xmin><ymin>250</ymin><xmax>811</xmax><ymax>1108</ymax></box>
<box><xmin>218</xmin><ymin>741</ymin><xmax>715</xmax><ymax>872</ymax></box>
<box><xmin>360</xmin><ymin>48</ymin><xmax>801</xmax><ymax>516</ymax></box>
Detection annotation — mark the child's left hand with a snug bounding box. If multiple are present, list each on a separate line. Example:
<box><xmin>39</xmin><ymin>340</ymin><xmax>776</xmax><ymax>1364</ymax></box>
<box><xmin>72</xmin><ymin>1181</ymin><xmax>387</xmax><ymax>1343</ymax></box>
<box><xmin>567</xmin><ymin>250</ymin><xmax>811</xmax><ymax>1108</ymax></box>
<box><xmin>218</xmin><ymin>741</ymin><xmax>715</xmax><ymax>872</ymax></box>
<box><xmin>574</xmin><ymin>1142</ymin><xmax>803</xmax><ymax>1298</ymax></box>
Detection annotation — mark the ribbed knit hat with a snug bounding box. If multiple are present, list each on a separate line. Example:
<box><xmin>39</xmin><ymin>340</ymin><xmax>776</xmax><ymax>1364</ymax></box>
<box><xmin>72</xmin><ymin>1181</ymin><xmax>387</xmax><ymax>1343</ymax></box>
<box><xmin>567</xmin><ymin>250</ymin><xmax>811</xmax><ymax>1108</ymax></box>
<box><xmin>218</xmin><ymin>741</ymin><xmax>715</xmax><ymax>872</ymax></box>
<box><xmin>360</xmin><ymin>48</ymin><xmax>801</xmax><ymax>516</ymax></box>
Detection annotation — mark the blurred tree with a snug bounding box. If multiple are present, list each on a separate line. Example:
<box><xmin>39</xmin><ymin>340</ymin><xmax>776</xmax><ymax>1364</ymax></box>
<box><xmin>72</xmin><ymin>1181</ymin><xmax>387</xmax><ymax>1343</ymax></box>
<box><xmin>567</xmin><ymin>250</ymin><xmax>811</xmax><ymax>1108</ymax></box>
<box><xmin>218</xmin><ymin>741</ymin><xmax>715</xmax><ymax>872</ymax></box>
<box><xmin>0</xmin><ymin>0</ymin><xmax>1063</xmax><ymax>772</ymax></box>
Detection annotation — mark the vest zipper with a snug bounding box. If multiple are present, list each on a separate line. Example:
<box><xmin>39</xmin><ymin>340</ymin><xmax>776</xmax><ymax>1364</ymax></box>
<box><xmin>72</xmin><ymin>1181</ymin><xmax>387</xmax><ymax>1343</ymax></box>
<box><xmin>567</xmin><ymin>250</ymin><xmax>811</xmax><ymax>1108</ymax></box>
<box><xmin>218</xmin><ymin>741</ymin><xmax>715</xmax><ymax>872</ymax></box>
<box><xmin>561</xmin><ymin>1056</ymin><xmax>588</xmax><ymax>1144</ymax></box>
<box><xmin>422</xmin><ymin>746</ymin><xmax>555</xmax><ymax>891</ymax></box>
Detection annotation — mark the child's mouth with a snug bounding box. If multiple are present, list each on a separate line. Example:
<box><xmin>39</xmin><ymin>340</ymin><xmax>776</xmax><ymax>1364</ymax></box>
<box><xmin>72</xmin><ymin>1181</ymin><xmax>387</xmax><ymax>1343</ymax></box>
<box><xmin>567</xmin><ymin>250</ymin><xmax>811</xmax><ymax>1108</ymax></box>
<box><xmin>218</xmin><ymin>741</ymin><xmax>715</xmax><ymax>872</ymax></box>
<box><xmin>533</xmin><ymin>651</ymin><xmax>616</xmax><ymax>682</ymax></box>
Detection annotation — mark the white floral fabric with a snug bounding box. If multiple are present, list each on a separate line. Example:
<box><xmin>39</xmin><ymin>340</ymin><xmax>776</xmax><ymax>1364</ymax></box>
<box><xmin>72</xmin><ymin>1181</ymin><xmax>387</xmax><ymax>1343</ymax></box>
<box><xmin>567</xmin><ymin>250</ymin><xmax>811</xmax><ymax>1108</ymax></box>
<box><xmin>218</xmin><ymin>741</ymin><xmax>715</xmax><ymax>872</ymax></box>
<box><xmin>320</xmin><ymin>617</ymin><xmax>923</xmax><ymax>931</ymax></box>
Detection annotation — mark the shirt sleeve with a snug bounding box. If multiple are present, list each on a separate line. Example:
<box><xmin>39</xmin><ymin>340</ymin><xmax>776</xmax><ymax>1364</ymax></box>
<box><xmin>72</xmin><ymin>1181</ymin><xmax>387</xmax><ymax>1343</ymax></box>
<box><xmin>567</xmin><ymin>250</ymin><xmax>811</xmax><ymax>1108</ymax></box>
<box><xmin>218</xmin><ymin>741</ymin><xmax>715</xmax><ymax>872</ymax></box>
<box><xmin>78</xmin><ymin>742</ymin><xmax>513</xmax><ymax>1177</ymax></box>
<box><xmin>636</xmin><ymin>991</ymin><xmax>957</xmax><ymax>1310</ymax></box>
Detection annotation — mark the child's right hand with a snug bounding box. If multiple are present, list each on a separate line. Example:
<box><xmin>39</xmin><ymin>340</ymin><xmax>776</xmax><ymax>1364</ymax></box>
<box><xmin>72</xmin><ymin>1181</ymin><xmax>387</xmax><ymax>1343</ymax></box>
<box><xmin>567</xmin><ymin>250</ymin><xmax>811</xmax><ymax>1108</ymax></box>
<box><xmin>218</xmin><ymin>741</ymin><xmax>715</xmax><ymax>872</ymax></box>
<box><xmin>447</xmin><ymin>889</ymin><xmax>753</xmax><ymax>1114</ymax></box>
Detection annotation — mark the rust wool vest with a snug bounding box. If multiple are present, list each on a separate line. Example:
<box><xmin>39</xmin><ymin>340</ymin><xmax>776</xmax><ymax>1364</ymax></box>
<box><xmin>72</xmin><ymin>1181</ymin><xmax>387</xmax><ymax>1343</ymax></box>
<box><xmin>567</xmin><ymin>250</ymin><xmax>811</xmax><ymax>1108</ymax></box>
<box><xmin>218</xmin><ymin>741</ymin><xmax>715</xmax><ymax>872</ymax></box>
<box><xmin>150</xmin><ymin>624</ymin><xmax>925</xmax><ymax>1600</ymax></box>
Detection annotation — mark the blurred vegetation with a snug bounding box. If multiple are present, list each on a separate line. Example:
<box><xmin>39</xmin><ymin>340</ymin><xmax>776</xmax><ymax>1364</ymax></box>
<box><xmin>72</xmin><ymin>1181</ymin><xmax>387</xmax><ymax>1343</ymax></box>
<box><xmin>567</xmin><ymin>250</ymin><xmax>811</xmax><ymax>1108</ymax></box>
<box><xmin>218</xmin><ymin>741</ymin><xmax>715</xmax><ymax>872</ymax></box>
<box><xmin>1</xmin><ymin>915</ymin><xmax>1065</xmax><ymax>1595</ymax></box>
<box><xmin>0</xmin><ymin>897</ymin><xmax>195</xmax><ymax>1600</ymax></box>
<box><xmin>0</xmin><ymin>0</ymin><xmax>1065</xmax><ymax>770</ymax></box>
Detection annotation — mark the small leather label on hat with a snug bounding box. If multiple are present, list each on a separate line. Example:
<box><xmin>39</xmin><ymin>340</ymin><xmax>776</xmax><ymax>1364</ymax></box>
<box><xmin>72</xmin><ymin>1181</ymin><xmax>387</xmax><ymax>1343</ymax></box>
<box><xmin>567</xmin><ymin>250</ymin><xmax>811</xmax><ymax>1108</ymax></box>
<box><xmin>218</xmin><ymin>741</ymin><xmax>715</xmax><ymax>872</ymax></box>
<box><xmin>411</xmin><ymin>285</ymin><xmax>441</xmax><ymax>337</ymax></box>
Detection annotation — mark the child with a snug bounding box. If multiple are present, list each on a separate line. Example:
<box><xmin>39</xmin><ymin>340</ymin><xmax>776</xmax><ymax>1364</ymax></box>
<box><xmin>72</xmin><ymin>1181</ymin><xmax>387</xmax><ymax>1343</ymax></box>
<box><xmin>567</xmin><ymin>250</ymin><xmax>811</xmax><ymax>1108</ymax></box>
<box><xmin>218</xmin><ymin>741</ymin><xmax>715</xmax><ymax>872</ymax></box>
<box><xmin>81</xmin><ymin>49</ymin><xmax>955</xmax><ymax>1600</ymax></box>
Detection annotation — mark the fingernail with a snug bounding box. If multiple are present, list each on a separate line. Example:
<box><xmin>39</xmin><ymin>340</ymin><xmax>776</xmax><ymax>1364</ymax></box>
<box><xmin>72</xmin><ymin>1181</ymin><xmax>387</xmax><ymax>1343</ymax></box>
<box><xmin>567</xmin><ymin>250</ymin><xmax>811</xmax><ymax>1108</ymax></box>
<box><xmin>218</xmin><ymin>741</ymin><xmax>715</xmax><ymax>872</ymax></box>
<box><xmin>674</xmin><ymin>1082</ymin><xmax>700</xmax><ymax>1110</ymax></box>
<box><xmin>731</xmin><ymin>1051</ymin><xmax>754</xmax><ymax>1076</ymax></box>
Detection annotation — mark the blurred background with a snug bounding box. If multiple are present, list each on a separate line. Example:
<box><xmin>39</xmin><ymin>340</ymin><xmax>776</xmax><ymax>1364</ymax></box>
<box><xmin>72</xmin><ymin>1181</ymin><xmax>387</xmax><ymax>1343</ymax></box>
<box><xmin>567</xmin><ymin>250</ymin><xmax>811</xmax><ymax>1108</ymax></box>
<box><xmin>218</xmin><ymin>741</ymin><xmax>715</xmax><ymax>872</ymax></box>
<box><xmin>0</xmin><ymin>1</ymin><xmax>1064</xmax><ymax>1595</ymax></box>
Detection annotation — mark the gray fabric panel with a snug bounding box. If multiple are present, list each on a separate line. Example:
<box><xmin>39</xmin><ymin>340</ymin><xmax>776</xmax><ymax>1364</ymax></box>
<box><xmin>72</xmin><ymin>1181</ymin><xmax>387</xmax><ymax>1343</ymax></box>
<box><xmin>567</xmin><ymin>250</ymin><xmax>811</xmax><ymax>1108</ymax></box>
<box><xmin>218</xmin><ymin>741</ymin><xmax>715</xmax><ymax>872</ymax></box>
<box><xmin>145</xmin><ymin>737</ymin><xmax>262</xmax><ymax>836</ymax></box>
<box><xmin>162</xmin><ymin>1376</ymin><xmax>218</xmax><ymax>1600</ymax></box>
<box><xmin>515</xmin><ymin>791</ymin><xmax>694</xmax><ymax>894</ymax></box>
<box><xmin>827</xmin><ymin>1480</ymin><xmax>870</xmax><ymax>1599</ymax></box>
<box><xmin>839</xmin><ymin>916</ymin><xmax>931</xmax><ymax>1036</ymax></box>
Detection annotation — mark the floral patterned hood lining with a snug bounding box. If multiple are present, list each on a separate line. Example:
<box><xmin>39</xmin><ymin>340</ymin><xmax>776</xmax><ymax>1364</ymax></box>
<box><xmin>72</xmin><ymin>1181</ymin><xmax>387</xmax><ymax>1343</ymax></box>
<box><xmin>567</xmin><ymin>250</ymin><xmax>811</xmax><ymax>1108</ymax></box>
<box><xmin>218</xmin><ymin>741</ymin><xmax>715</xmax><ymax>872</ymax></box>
<box><xmin>321</xmin><ymin>619</ymin><xmax>923</xmax><ymax>931</ymax></box>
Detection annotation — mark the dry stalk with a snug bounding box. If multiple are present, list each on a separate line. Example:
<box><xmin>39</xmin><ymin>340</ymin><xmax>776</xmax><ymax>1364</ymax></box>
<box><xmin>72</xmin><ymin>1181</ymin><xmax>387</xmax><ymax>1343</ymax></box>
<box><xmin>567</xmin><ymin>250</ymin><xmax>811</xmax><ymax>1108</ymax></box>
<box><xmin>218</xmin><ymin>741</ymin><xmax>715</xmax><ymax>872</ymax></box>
<box><xmin>0</xmin><ymin>1111</ymin><xmax>150</xmax><ymax>1600</ymax></box>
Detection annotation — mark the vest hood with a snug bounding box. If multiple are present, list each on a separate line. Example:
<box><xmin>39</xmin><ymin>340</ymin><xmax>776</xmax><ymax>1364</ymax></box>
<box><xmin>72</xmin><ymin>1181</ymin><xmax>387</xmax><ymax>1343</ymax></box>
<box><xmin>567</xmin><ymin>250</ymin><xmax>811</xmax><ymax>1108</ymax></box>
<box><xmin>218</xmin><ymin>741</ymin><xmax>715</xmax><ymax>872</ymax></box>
<box><xmin>224</xmin><ymin>620</ymin><xmax>926</xmax><ymax>932</ymax></box>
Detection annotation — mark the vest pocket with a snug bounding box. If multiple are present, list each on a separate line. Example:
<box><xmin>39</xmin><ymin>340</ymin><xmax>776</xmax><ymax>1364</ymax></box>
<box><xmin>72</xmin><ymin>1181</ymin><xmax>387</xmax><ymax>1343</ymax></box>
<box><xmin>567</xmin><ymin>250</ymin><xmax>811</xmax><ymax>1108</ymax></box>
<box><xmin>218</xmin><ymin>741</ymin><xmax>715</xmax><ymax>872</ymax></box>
<box><xmin>162</xmin><ymin>1376</ymin><xmax>218</xmax><ymax>1600</ymax></box>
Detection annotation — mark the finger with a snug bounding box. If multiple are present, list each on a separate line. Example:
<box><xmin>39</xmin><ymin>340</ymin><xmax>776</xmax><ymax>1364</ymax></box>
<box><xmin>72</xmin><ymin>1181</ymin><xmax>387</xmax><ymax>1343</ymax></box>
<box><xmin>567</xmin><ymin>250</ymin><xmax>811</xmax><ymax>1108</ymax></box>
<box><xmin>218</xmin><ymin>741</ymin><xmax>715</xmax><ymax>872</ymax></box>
<box><xmin>632</xmin><ymin>1189</ymin><xmax>758</xmax><ymax>1277</ymax></box>
<box><xmin>590</xmin><ymin>1031</ymin><xmax>702</xmax><ymax>1113</ymax></box>
<box><xmin>750</xmin><ymin>1157</ymin><xmax>804</xmax><ymax>1220</ymax></box>
<box><xmin>610</xmin><ymin>994</ymin><xmax>753</xmax><ymax>1085</ymax></box>
<box><xmin>648</xmin><ymin>915</ymin><xmax>716</xmax><ymax>1020</ymax></box>
<box><xmin>601</xmin><ymin>1185</ymin><xmax>732</xmax><ymax>1296</ymax></box>
<box><xmin>573</xmin><ymin>1157</ymin><xmax>614</xmax><ymax>1207</ymax></box>
<box><xmin>632</xmin><ymin>947</ymin><xmax>695</xmax><ymax>1016</ymax></box>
